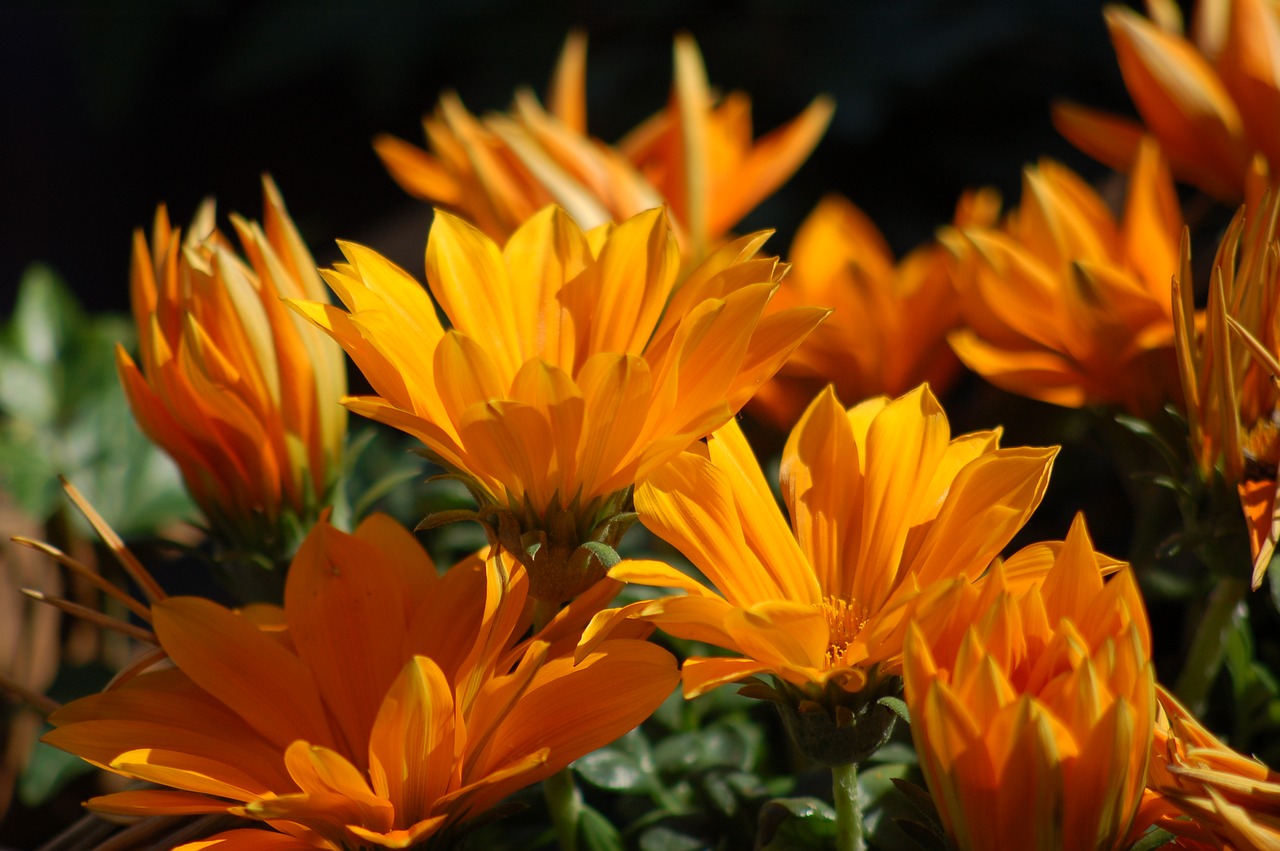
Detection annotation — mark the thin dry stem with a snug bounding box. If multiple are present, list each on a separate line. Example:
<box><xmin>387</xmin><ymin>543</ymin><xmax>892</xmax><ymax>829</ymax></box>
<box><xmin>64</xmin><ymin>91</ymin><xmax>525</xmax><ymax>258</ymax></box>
<box><xmin>59</xmin><ymin>477</ymin><xmax>166</xmax><ymax>604</ymax></box>
<box><xmin>11</xmin><ymin>536</ymin><xmax>152</xmax><ymax>622</ymax></box>
<box><xmin>22</xmin><ymin>590</ymin><xmax>157</xmax><ymax>646</ymax></box>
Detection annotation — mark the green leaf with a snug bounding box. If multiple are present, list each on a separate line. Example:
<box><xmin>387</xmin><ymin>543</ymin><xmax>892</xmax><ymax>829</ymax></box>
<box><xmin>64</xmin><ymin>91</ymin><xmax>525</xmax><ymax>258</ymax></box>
<box><xmin>893</xmin><ymin>817</ymin><xmax>949</xmax><ymax>851</ymax></box>
<box><xmin>578</xmin><ymin>804</ymin><xmax>623</xmax><ymax>851</ymax></box>
<box><xmin>9</xmin><ymin>264</ymin><xmax>81</xmax><ymax>367</ymax></box>
<box><xmin>876</xmin><ymin>696</ymin><xmax>910</xmax><ymax>725</ymax></box>
<box><xmin>889</xmin><ymin>778</ymin><xmax>941</xmax><ymax>830</ymax></box>
<box><xmin>758</xmin><ymin>796</ymin><xmax>837</xmax><ymax>849</ymax></box>
<box><xmin>1127</xmin><ymin>827</ymin><xmax>1177</xmax><ymax>850</ymax></box>
<box><xmin>17</xmin><ymin>736</ymin><xmax>96</xmax><ymax>807</ymax></box>
<box><xmin>637</xmin><ymin>826</ymin><xmax>705</xmax><ymax>851</ymax></box>
<box><xmin>578</xmin><ymin>540</ymin><xmax>621</xmax><ymax>571</ymax></box>
<box><xmin>574</xmin><ymin>750</ymin><xmax>650</xmax><ymax>794</ymax></box>
<box><xmin>1270</xmin><ymin>554</ymin><xmax>1280</xmax><ymax>614</ymax></box>
<box><xmin>1113</xmin><ymin>413</ymin><xmax>1182</xmax><ymax>475</ymax></box>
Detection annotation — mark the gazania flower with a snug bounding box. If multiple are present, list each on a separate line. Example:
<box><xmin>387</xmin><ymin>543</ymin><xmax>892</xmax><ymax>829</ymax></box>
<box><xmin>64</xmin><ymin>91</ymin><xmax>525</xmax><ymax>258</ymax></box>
<box><xmin>1128</xmin><ymin>686</ymin><xmax>1280</xmax><ymax>848</ymax></box>
<box><xmin>749</xmin><ymin>190</ymin><xmax>1000</xmax><ymax>429</ymax></box>
<box><xmin>1054</xmin><ymin>0</ymin><xmax>1277</xmax><ymax>201</ymax></box>
<box><xmin>578</xmin><ymin>384</ymin><xmax>1057</xmax><ymax>764</ymax></box>
<box><xmin>903</xmin><ymin>515</ymin><xmax>1155</xmax><ymax>851</ymax></box>
<box><xmin>946</xmin><ymin>138</ymin><xmax>1185</xmax><ymax>415</ymax></box>
<box><xmin>375</xmin><ymin>32</ymin><xmax>833</xmax><ymax>261</ymax></box>
<box><xmin>1175</xmin><ymin>189</ymin><xmax>1280</xmax><ymax>588</ymax></box>
<box><xmin>116</xmin><ymin>177</ymin><xmax>346</xmax><ymax>557</ymax></box>
<box><xmin>291</xmin><ymin>205</ymin><xmax>825</xmax><ymax>603</ymax></box>
<box><xmin>43</xmin><ymin>513</ymin><xmax>678</xmax><ymax>849</ymax></box>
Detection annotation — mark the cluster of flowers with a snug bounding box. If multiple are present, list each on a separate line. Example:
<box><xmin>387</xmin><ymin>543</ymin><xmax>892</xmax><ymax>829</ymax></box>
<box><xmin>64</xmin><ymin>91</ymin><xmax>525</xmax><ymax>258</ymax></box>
<box><xmin>19</xmin><ymin>3</ymin><xmax>1280</xmax><ymax>849</ymax></box>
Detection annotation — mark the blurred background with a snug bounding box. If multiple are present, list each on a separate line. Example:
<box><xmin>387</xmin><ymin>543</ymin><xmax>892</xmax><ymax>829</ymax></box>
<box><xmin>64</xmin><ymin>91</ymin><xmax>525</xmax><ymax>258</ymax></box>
<box><xmin>2</xmin><ymin>0</ymin><xmax>1124</xmax><ymax>317</ymax></box>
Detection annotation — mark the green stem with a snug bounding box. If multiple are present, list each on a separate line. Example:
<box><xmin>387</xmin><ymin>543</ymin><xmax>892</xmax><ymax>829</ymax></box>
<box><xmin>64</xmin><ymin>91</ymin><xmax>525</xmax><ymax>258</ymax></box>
<box><xmin>1174</xmin><ymin>577</ymin><xmax>1247</xmax><ymax>713</ymax></box>
<box><xmin>543</xmin><ymin>763</ymin><xmax>583</xmax><ymax>851</ymax></box>
<box><xmin>832</xmin><ymin>762</ymin><xmax>865</xmax><ymax>851</ymax></box>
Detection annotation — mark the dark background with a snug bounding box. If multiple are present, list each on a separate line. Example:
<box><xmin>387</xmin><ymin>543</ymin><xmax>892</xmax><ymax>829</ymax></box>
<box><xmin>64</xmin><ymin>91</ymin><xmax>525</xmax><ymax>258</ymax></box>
<box><xmin>1</xmin><ymin>0</ymin><xmax>1148</xmax><ymax>587</ymax></box>
<box><xmin>2</xmin><ymin>0</ymin><xmax>1126</xmax><ymax>317</ymax></box>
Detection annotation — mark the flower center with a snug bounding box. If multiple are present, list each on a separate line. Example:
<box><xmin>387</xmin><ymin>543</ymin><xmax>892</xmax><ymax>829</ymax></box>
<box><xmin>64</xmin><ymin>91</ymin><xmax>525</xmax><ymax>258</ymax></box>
<box><xmin>820</xmin><ymin>595</ymin><xmax>867</xmax><ymax>668</ymax></box>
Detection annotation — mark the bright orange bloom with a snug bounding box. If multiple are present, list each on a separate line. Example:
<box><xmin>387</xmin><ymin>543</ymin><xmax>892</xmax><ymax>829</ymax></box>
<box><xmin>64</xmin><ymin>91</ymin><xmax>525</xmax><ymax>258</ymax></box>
<box><xmin>579</xmin><ymin>385</ymin><xmax>1057</xmax><ymax>710</ymax></box>
<box><xmin>1128</xmin><ymin>686</ymin><xmax>1280</xmax><ymax>848</ymax></box>
<box><xmin>43</xmin><ymin>514</ymin><xmax>678</xmax><ymax>849</ymax></box>
<box><xmin>375</xmin><ymin>33</ymin><xmax>833</xmax><ymax>261</ymax></box>
<box><xmin>116</xmin><ymin>178</ymin><xmax>346</xmax><ymax>551</ymax></box>
<box><xmin>749</xmin><ymin>190</ymin><xmax>1000</xmax><ymax>429</ymax></box>
<box><xmin>1053</xmin><ymin>0</ymin><xmax>1280</xmax><ymax>200</ymax></box>
<box><xmin>903</xmin><ymin>516</ymin><xmax>1155</xmax><ymax>851</ymax></box>
<box><xmin>946</xmin><ymin>139</ymin><xmax>1185</xmax><ymax>415</ymax></box>
<box><xmin>1173</xmin><ymin>190</ymin><xmax>1280</xmax><ymax>588</ymax></box>
<box><xmin>291</xmin><ymin>205</ymin><xmax>825</xmax><ymax>602</ymax></box>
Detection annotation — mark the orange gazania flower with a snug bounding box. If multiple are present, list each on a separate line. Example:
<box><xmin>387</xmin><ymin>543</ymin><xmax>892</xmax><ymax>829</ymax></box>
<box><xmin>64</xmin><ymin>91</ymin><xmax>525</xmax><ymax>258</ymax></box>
<box><xmin>903</xmin><ymin>516</ymin><xmax>1155</xmax><ymax>851</ymax></box>
<box><xmin>749</xmin><ymin>190</ymin><xmax>1000</xmax><ymax>429</ymax></box>
<box><xmin>43</xmin><ymin>514</ymin><xmax>678</xmax><ymax>849</ymax></box>
<box><xmin>1174</xmin><ymin>189</ymin><xmax>1280</xmax><ymax>588</ymax></box>
<box><xmin>291</xmin><ymin>205</ymin><xmax>825</xmax><ymax>603</ymax></box>
<box><xmin>1128</xmin><ymin>686</ymin><xmax>1280</xmax><ymax>848</ymax></box>
<box><xmin>116</xmin><ymin>178</ymin><xmax>346</xmax><ymax>552</ymax></box>
<box><xmin>946</xmin><ymin>138</ymin><xmax>1185</xmax><ymax>415</ymax></box>
<box><xmin>579</xmin><ymin>385</ymin><xmax>1057</xmax><ymax>720</ymax></box>
<box><xmin>375</xmin><ymin>33</ymin><xmax>833</xmax><ymax>261</ymax></box>
<box><xmin>1054</xmin><ymin>0</ymin><xmax>1277</xmax><ymax>201</ymax></box>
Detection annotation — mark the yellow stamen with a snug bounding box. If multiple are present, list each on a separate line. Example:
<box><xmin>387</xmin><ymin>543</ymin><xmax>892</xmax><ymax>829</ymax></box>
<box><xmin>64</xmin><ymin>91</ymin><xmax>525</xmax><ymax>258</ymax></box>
<box><xmin>820</xmin><ymin>595</ymin><xmax>868</xmax><ymax>668</ymax></box>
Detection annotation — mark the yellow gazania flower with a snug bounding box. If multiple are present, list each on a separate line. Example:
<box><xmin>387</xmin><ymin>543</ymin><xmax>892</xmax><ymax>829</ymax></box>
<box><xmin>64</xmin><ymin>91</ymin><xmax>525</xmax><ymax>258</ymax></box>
<box><xmin>1128</xmin><ymin>686</ymin><xmax>1280</xmax><ymax>848</ymax></box>
<box><xmin>116</xmin><ymin>177</ymin><xmax>346</xmax><ymax>552</ymax></box>
<box><xmin>291</xmin><ymin>205</ymin><xmax>825</xmax><ymax>603</ymax></box>
<box><xmin>578</xmin><ymin>384</ymin><xmax>1057</xmax><ymax>757</ymax></box>
<box><xmin>375</xmin><ymin>32</ymin><xmax>833</xmax><ymax>261</ymax></box>
<box><xmin>43</xmin><ymin>514</ymin><xmax>678</xmax><ymax>849</ymax></box>
<box><xmin>903</xmin><ymin>516</ymin><xmax>1155</xmax><ymax>851</ymax></box>
<box><xmin>1054</xmin><ymin>0</ymin><xmax>1277</xmax><ymax>201</ymax></box>
<box><xmin>946</xmin><ymin>138</ymin><xmax>1185</xmax><ymax>415</ymax></box>
<box><xmin>749</xmin><ymin>190</ymin><xmax>1000</xmax><ymax>429</ymax></box>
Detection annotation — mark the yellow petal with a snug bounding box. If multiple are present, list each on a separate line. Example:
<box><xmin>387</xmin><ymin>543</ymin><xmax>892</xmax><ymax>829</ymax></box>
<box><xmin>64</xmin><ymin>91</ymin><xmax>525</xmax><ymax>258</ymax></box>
<box><xmin>368</xmin><ymin>656</ymin><xmax>455</xmax><ymax>825</ymax></box>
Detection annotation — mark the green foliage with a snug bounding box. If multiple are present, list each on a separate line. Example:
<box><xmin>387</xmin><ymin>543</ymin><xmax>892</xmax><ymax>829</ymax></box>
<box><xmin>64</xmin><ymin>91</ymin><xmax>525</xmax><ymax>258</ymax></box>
<box><xmin>0</xmin><ymin>264</ymin><xmax>192</xmax><ymax>534</ymax></box>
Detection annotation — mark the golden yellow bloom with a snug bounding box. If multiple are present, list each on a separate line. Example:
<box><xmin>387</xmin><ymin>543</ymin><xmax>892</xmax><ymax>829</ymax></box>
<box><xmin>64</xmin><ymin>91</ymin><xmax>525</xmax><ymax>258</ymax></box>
<box><xmin>1174</xmin><ymin>190</ymin><xmax>1280</xmax><ymax>588</ymax></box>
<box><xmin>750</xmin><ymin>190</ymin><xmax>1000</xmax><ymax>429</ymax></box>
<box><xmin>1054</xmin><ymin>0</ymin><xmax>1278</xmax><ymax>200</ymax></box>
<box><xmin>43</xmin><ymin>514</ymin><xmax>678</xmax><ymax>849</ymax></box>
<box><xmin>116</xmin><ymin>178</ymin><xmax>346</xmax><ymax>551</ymax></box>
<box><xmin>375</xmin><ymin>33</ymin><xmax>833</xmax><ymax>261</ymax></box>
<box><xmin>292</xmin><ymin>205</ymin><xmax>825</xmax><ymax>603</ymax></box>
<box><xmin>1126</xmin><ymin>686</ymin><xmax>1280</xmax><ymax>848</ymax></box>
<box><xmin>579</xmin><ymin>385</ymin><xmax>1057</xmax><ymax>747</ymax></box>
<box><xmin>946</xmin><ymin>138</ymin><xmax>1184</xmax><ymax>415</ymax></box>
<box><xmin>903</xmin><ymin>516</ymin><xmax>1155</xmax><ymax>851</ymax></box>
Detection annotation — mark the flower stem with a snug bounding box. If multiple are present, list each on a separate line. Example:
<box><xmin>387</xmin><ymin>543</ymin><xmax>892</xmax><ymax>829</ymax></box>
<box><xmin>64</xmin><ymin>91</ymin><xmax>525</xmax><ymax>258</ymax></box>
<box><xmin>544</xmin><ymin>763</ymin><xmax>582</xmax><ymax>851</ymax></box>
<box><xmin>1174</xmin><ymin>577</ymin><xmax>1246</xmax><ymax>714</ymax></box>
<box><xmin>832</xmin><ymin>762</ymin><xmax>865</xmax><ymax>851</ymax></box>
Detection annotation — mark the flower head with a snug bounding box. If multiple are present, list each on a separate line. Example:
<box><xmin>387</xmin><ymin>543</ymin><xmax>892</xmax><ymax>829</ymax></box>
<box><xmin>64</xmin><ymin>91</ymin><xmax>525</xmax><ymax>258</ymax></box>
<box><xmin>1054</xmin><ymin>0</ymin><xmax>1278</xmax><ymax>200</ymax></box>
<box><xmin>1173</xmin><ymin>189</ymin><xmax>1280</xmax><ymax>588</ymax></box>
<box><xmin>750</xmin><ymin>190</ymin><xmax>999</xmax><ymax>428</ymax></box>
<box><xmin>1129</xmin><ymin>686</ymin><xmax>1280</xmax><ymax>848</ymax></box>
<box><xmin>946</xmin><ymin>139</ymin><xmax>1185</xmax><ymax>415</ymax></box>
<box><xmin>903</xmin><ymin>516</ymin><xmax>1155</xmax><ymax>851</ymax></box>
<box><xmin>375</xmin><ymin>33</ymin><xmax>833</xmax><ymax>262</ymax></box>
<box><xmin>292</xmin><ymin>205</ymin><xmax>825</xmax><ymax>603</ymax></box>
<box><xmin>578</xmin><ymin>384</ymin><xmax>1057</xmax><ymax>762</ymax></box>
<box><xmin>116</xmin><ymin>177</ymin><xmax>346</xmax><ymax>555</ymax></box>
<box><xmin>43</xmin><ymin>514</ymin><xmax>678</xmax><ymax>848</ymax></box>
